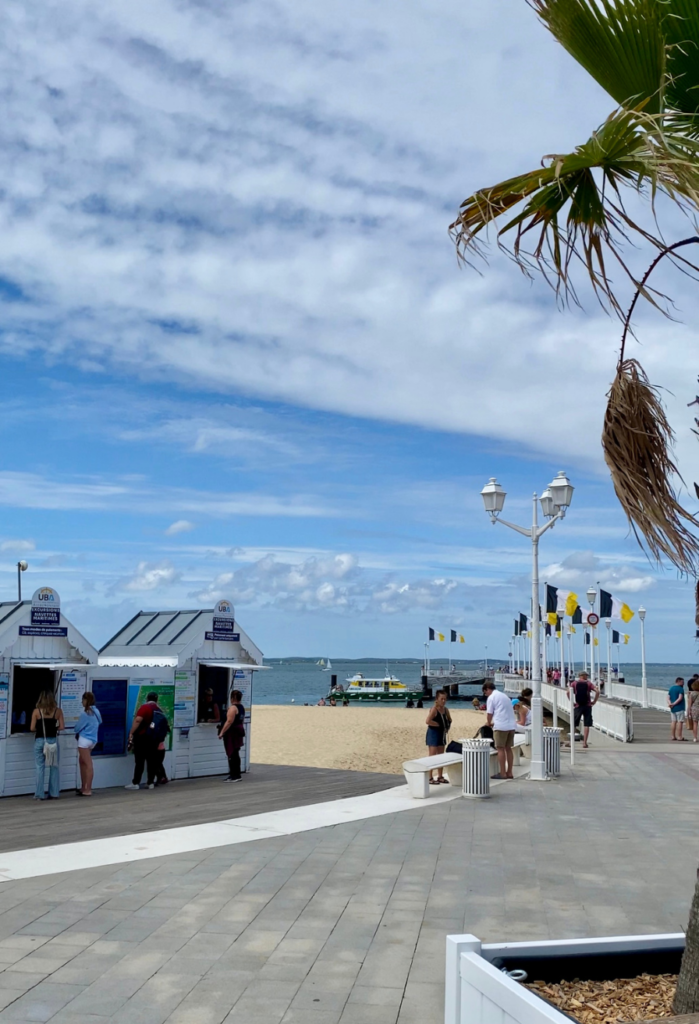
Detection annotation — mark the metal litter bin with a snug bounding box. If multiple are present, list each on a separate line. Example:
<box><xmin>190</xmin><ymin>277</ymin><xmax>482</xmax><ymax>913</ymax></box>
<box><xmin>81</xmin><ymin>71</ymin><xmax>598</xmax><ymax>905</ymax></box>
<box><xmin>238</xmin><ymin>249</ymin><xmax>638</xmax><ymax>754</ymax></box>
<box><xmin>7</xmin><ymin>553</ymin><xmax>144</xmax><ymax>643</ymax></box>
<box><xmin>462</xmin><ymin>738</ymin><xmax>492</xmax><ymax>798</ymax></box>
<box><xmin>543</xmin><ymin>726</ymin><xmax>561</xmax><ymax>777</ymax></box>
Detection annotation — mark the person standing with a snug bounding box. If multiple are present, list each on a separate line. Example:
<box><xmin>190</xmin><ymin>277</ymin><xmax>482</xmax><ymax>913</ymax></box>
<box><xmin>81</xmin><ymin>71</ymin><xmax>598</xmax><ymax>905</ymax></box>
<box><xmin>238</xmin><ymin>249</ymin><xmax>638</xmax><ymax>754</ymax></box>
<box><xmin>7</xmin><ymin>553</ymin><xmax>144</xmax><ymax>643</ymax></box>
<box><xmin>30</xmin><ymin>691</ymin><xmax>65</xmax><ymax>800</ymax></box>
<box><xmin>199</xmin><ymin>688</ymin><xmax>221</xmax><ymax>724</ymax></box>
<box><xmin>668</xmin><ymin>677</ymin><xmax>687</xmax><ymax>741</ymax></box>
<box><xmin>482</xmin><ymin>680</ymin><xmax>516</xmax><ymax>779</ymax></box>
<box><xmin>425</xmin><ymin>689</ymin><xmax>452</xmax><ymax>785</ymax></box>
<box><xmin>125</xmin><ymin>691</ymin><xmax>161</xmax><ymax>790</ymax></box>
<box><xmin>74</xmin><ymin>692</ymin><xmax>102</xmax><ymax>796</ymax></box>
<box><xmin>686</xmin><ymin>679</ymin><xmax>699</xmax><ymax>743</ymax></box>
<box><xmin>219</xmin><ymin>688</ymin><xmax>246</xmax><ymax>782</ymax></box>
<box><xmin>569</xmin><ymin>671</ymin><xmax>599</xmax><ymax>749</ymax></box>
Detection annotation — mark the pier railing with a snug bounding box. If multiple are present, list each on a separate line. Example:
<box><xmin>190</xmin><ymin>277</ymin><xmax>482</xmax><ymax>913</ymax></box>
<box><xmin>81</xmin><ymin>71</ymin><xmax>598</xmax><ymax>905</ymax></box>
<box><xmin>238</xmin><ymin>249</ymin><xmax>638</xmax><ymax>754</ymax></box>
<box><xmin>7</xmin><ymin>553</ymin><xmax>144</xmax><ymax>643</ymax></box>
<box><xmin>605</xmin><ymin>679</ymin><xmax>669</xmax><ymax>711</ymax></box>
<box><xmin>497</xmin><ymin>673</ymin><xmax>633</xmax><ymax>743</ymax></box>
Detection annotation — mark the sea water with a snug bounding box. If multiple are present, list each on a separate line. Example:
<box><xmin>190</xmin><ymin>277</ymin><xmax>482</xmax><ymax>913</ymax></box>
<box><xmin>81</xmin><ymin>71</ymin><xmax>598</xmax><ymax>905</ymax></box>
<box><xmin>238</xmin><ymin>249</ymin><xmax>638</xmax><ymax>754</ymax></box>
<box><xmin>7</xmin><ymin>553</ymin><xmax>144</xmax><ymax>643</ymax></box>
<box><xmin>252</xmin><ymin>659</ymin><xmax>699</xmax><ymax>705</ymax></box>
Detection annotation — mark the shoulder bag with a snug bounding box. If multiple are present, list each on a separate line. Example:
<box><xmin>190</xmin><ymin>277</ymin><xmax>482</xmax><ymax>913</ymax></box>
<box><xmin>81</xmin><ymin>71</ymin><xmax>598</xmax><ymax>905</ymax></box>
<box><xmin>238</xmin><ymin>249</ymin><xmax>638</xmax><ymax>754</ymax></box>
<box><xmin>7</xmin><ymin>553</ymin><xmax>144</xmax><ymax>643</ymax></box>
<box><xmin>41</xmin><ymin>711</ymin><xmax>59</xmax><ymax>767</ymax></box>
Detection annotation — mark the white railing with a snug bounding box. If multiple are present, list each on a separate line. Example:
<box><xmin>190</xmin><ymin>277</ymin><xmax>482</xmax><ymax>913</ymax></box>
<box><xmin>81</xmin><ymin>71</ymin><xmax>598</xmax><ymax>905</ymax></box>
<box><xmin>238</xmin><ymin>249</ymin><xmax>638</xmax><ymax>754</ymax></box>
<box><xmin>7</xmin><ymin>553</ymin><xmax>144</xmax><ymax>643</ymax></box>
<box><xmin>606</xmin><ymin>679</ymin><xmax>669</xmax><ymax>711</ymax></box>
<box><xmin>499</xmin><ymin>676</ymin><xmax>632</xmax><ymax>743</ymax></box>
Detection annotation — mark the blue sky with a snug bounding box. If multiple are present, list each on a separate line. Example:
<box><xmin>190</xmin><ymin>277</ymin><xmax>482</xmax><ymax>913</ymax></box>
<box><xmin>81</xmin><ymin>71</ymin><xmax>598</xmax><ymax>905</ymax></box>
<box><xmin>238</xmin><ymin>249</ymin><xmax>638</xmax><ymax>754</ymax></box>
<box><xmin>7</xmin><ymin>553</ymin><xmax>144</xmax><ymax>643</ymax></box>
<box><xmin>1</xmin><ymin>0</ymin><xmax>698</xmax><ymax>660</ymax></box>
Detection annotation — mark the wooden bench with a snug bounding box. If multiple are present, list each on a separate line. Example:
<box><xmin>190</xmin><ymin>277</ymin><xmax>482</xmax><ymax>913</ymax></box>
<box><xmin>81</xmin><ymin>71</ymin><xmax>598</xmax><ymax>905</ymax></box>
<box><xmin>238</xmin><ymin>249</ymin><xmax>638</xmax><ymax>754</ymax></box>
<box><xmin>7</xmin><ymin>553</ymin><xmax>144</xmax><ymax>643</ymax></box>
<box><xmin>402</xmin><ymin>735</ymin><xmax>528</xmax><ymax>799</ymax></box>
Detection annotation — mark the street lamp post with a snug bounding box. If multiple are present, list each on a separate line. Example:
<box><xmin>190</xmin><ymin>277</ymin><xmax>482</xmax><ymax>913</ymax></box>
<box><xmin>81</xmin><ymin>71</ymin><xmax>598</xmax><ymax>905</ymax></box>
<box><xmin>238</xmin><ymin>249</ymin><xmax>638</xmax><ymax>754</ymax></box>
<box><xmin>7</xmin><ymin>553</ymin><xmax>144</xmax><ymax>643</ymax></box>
<box><xmin>638</xmin><ymin>606</ymin><xmax>648</xmax><ymax>707</ymax></box>
<box><xmin>481</xmin><ymin>471</ymin><xmax>574</xmax><ymax>781</ymax></box>
<box><xmin>605</xmin><ymin>618</ymin><xmax>612</xmax><ymax>694</ymax></box>
<box><xmin>586</xmin><ymin>587</ymin><xmax>597</xmax><ymax>686</ymax></box>
<box><xmin>17</xmin><ymin>561</ymin><xmax>28</xmax><ymax>602</ymax></box>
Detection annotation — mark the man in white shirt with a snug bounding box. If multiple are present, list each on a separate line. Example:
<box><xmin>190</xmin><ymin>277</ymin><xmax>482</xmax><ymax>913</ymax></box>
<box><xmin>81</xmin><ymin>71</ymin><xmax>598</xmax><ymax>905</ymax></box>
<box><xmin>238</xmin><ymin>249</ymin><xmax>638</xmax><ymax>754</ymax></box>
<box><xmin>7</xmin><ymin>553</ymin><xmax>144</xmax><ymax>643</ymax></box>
<box><xmin>483</xmin><ymin>681</ymin><xmax>517</xmax><ymax>779</ymax></box>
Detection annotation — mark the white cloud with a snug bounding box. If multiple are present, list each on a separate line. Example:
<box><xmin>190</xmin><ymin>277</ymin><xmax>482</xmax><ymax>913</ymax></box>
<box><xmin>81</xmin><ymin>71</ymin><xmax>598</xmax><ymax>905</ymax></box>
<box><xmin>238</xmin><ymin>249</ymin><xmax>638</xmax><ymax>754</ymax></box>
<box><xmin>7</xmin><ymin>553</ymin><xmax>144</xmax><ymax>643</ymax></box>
<box><xmin>0</xmin><ymin>539</ymin><xmax>35</xmax><ymax>553</ymax></box>
<box><xmin>0</xmin><ymin>0</ymin><xmax>670</xmax><ymax>478</ymax></box>
<box><xmin>541</xmin><ymin>551</ymin><xmax>655</xmax><ymax>597</ymax></box>
<box><xmin>165</xmin><ymin>519</ymin><xmax>195</xmax><ymax>536</ymax></box>
<box><xmin>117</xmin><ymin>560</ymin><xmax>181</xmax><ymax>592</ymax></box>
<box><xmin>0</xmin><ymin>471</ymin><xmax>336</xmax><ymax>519</ymax></box>
<box><xmin>190</xmin><ymin>550</ymin><xmax>466</xmax><ymax>615</ymax></box>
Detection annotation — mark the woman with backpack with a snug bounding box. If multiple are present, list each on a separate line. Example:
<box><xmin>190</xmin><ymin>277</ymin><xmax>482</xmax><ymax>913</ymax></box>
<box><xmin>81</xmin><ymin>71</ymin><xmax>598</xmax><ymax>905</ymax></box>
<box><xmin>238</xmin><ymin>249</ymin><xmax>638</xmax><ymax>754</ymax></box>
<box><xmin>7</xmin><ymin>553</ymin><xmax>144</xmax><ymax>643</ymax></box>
<box><xmin>125</xmin><ymin>691</ymin><xmax>170</xmax><ymax>790</ymax></box>
<box><xmin>30</xmin><ymin>690</ymin><xmax>65</xmax><ymax>800</ymax></box>
<box><xmin>219</xmin><ymin>688</ymin><xmax>246</xmax><ymax>782</ymax></box>
<box><xmin>74</xmin><ymin>691</ymin><xmax>102</xmax><ymax>796</ymax></box>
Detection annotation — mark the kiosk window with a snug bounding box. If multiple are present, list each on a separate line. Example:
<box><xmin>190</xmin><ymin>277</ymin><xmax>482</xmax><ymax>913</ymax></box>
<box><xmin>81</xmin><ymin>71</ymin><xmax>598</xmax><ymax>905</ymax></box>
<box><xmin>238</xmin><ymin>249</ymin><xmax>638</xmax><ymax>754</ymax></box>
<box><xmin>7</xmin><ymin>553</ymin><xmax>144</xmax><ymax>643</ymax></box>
<box><xmin>11</xmin><ymin>667</ymin><xmax>56</xmax><ymax>734</ymax></box>
<box><xmin>198</xmin><ymin>665</ymin><xmax>228</xmax><ymax>723</ymax></box>
<box><xmin>91</xmin><ymin>679</ymin><xmax>128</xmax><ymax>756</ymax></box>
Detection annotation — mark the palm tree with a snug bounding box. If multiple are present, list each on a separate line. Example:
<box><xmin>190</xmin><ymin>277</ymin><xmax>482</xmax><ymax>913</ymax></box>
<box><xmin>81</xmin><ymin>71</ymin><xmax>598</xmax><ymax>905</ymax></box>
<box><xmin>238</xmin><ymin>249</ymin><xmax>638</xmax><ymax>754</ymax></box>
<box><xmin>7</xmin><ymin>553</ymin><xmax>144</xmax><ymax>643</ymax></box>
<box><xmin>452</xmin><ymin>0</ymin><xmax>699</xmax><ymax>576</ymax></box>
<box><xmin>450</xmin><ymin>2</ymin><xmax>699</xmax><ymax>1011</ymax></box>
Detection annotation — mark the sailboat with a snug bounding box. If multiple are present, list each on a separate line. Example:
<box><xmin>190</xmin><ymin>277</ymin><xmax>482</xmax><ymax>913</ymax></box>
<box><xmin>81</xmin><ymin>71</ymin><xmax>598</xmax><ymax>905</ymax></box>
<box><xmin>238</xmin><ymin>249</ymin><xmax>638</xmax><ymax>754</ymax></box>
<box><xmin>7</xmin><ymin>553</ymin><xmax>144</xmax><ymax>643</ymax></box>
<box><xmin>316</xmin><ymin>659</ymin><xmax>325</xmax><ymax>667</ymax></box>
<box><xmin>322</xmin><ymin>659</ymin><xmax>332</xmax><ymax>672</ymax></box>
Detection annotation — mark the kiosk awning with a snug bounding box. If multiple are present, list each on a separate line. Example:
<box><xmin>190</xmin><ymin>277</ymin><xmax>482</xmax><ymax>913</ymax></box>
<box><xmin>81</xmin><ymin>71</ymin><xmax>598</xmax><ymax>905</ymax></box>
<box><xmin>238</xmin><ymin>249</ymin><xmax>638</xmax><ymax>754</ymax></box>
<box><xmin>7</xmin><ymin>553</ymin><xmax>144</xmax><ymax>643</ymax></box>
<box><xmin>14</xmin><ymin>662</ymin><xmax>92</xmax><ymax>669</ymax></box>
<box><xmin>98</xmin><ymin>657</ymin><xmax>179</xmax><ymax>668</ymax></box>
<box><xmin>198</xmin><ymin>661</ymin><xmax>270</xmax><ymax>670</ymax></box>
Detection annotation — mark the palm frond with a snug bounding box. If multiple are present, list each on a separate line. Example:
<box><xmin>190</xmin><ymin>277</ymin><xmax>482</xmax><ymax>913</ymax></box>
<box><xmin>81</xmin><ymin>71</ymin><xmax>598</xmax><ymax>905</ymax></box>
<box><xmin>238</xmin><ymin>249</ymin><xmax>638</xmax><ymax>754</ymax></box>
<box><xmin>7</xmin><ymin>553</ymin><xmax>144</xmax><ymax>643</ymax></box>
<box><xmin>450</xmin><ymin>108</ymin><xmax>699</xmax><ymax>315</ymax></box>
<box><xmin>532</xmin><ymin>0</ymin><xmax>665</xmax><ymax>113</ymax></box>
<box><xmin>603</xmin><ymin>359</ymin><xmax>699</xmax><ymax>574</ymax></box>
<box><xmin>663</xmin><ymin>0</ymin><xmax>699</xmax><ymax>127</ymax></box>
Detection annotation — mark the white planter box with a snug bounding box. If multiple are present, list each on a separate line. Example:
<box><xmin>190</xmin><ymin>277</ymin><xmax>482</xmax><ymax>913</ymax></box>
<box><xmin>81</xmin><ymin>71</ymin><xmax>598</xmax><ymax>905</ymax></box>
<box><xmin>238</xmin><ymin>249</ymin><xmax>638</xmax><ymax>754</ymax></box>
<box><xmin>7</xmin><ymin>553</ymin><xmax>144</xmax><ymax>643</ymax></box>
<box><xmin>445</xmin><ymin>931</ymin><xmax>685</xmax><ymax>1024</ymax></box>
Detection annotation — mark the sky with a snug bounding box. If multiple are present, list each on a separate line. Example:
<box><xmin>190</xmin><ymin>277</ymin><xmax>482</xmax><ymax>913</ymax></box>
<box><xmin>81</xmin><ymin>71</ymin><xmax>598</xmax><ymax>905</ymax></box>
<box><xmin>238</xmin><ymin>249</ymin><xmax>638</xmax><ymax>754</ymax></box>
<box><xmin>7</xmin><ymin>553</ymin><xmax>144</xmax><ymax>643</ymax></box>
<box><xmin>1</xmin><ymin>0</ymin><xmax>698</xmax><ymax>661</ymax></box>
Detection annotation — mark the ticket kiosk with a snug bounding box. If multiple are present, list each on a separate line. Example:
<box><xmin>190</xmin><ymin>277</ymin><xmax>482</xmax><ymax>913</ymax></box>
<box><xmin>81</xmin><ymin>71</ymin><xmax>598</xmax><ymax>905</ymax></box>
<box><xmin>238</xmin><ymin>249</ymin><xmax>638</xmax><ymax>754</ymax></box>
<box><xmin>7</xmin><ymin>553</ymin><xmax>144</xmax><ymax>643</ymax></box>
<box><xmin>96</xmin><ymin>599</ymin><xmax>266</xmax><ymax>786</ymax></box>
<box><xmin>0</xmin><ymin>588</ymin><xmax>98</xmax><ymax>796</ymax></box>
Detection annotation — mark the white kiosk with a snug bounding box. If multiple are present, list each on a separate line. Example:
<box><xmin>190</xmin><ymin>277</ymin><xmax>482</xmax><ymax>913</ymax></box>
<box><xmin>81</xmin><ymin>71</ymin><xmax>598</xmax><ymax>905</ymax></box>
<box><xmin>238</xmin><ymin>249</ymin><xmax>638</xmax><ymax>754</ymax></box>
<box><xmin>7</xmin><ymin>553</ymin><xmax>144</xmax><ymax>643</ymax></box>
<box><xmin>0</xmin><ymin>588</ymin><xmax>98</xmax><ymax>797</ymax></box>
<box><xmin>95</xmin><ymin>600</ymin><xmax>265</xmax><ymax>787</ymax></box>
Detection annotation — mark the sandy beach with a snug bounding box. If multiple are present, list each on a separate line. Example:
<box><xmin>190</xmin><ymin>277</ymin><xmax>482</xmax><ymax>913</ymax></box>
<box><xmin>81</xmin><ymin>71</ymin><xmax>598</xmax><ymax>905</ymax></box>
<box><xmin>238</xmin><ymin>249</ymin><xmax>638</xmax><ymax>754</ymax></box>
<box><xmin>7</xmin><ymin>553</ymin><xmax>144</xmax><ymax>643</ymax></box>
<box><xmin>250</xmin><ymin>704</ymin><xmax>487</xmax><ymax>775</ymax></box>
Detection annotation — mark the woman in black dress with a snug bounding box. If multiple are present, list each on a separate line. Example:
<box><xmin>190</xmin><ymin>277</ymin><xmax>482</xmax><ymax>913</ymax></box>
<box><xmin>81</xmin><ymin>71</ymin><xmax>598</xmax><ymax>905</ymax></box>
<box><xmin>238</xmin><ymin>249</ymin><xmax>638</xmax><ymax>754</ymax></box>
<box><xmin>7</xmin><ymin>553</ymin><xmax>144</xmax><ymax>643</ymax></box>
<box><xmin>219</xmin><ymin>688</ymin><xmax>245</xmax><ymax>782</ymax></box>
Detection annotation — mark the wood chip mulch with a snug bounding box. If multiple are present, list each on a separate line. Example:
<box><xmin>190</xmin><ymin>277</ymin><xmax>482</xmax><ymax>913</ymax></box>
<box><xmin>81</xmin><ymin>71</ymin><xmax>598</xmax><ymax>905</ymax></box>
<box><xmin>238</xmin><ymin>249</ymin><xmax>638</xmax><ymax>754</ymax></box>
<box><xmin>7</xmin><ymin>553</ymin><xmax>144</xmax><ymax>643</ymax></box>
<box><xmin>525</xmin><ymin>973</ymin><xmax>677</xmax><ymax>1022</ymax></box>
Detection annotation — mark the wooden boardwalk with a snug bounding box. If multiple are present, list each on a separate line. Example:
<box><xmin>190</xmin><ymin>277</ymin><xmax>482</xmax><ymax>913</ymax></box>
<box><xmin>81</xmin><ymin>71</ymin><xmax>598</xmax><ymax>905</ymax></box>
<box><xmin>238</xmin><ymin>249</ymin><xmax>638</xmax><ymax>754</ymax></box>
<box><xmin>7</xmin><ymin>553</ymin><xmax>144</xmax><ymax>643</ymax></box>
<box><xmin>0</xmin><ymin>763</ymin><xmax>399</xmax><ymax>854</ymax></box>
<box><xmin>632</xmin><ymin>706</ymin><xmax>690</xmax><ymax>743</ymax></box>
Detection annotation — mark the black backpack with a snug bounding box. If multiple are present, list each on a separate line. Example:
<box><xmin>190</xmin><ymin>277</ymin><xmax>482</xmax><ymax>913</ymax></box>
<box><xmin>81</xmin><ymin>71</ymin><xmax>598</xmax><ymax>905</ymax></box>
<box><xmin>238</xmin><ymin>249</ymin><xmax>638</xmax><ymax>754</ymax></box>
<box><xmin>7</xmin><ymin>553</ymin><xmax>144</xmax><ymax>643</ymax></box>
<box><xmin>150</xmin><ymin>708</ymin><xmax>170</xmax><ymax>744</ymax></box>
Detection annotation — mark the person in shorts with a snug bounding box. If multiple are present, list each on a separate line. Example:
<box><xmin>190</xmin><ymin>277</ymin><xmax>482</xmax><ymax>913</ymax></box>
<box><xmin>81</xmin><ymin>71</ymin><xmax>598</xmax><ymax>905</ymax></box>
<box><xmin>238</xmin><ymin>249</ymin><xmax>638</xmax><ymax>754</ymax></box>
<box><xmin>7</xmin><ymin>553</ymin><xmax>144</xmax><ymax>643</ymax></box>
<box><xmin>483</xmin><ymin>680</ymin><xmax>516</xmax><ymax>779</ymax></box>
<box><xmin>569</xmin><ymin>671</ymin><xmax>599</xmax><ymax>749</ymax></box>
<box><xmin>74</xmin><ymin>691</ymin><xmax>102</xmax><ymax>797</ymax></box>
<box><xmin>668</xmin><ymin>677</ymin><xmax>686</xmax><ymax>741</ymax></box>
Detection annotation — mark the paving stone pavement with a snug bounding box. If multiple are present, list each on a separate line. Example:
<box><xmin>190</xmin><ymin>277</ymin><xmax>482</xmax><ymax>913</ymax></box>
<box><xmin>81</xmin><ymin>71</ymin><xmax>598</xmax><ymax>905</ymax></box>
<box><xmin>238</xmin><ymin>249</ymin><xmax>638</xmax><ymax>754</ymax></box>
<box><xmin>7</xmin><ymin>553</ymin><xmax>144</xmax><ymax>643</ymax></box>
<box><xmin>0</xmin><ymin>749</ymin><xmax>698</xmax><ymax>1024</ymax></box>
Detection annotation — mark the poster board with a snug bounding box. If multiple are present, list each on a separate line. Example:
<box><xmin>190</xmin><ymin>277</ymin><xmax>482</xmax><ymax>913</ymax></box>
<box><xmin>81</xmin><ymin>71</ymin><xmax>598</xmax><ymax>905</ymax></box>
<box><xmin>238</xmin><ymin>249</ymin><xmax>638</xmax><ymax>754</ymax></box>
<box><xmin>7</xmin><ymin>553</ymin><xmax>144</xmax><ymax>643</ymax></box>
<box><xmin>0</xmin><ymin>674</ymin><xmax>8</xmax><ymax>740</ymax></box>
<box><xmin>128</xmin><ymin>680</ymin><xmax>175</xmax><ymax>750</ymax></box>
<box><xmin>92</xmin><ymin>679</ymin><xmax>128</xmax><ymax>757</ymax></box>
<box><xmin>174</xmin><ymin>671</ymin><xmax>196</xmax><ymax>728</ymax></box>
<box><xmin>59</xmin><ymin>670</ymin><xmax>87</xmax><ymax>729</ymax></box>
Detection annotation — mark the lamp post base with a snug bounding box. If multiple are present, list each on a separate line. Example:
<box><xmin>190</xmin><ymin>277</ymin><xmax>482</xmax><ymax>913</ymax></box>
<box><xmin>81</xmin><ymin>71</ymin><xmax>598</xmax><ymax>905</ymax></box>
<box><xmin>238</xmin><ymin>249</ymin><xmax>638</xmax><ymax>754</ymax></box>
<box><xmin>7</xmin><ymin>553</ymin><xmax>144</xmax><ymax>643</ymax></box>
<box><xmin>528</xmin><ymin>759</ymin><xmax>548</xmax><ymax>781</ymax></box>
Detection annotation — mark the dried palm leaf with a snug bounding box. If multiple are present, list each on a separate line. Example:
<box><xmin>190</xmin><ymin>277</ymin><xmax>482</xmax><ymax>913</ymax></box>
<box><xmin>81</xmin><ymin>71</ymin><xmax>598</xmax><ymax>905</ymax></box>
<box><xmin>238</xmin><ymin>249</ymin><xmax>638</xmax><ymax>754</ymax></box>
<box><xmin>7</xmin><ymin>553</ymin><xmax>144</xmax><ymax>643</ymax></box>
<box><xmin>603</xmin><ymin>358</ymin><xmax>699</xmax><ymax>572</ymax></box>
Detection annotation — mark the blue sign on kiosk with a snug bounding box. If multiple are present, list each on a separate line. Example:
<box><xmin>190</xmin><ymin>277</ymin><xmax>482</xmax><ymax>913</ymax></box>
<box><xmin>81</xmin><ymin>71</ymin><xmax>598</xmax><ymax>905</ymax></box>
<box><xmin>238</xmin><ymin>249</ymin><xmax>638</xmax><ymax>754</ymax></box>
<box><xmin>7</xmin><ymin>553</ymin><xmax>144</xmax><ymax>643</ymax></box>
<box><xmin>19</xmin><ymin>588</ymin><xmax>67</xmax><ymax>637</ymax></box>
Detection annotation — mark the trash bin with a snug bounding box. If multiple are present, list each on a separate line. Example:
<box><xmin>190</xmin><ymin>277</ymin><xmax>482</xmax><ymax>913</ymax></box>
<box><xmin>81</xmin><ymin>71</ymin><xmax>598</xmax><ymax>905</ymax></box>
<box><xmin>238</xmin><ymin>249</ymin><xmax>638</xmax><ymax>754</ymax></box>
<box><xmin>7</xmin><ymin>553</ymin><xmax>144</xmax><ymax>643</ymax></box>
<box><xmin>543</xmin><ymin>726</ymin><xmax>561</xmax><ymax>777</ymax></box>
<box><xmin>462</xmin><ymin>738</ymin><xmax>492</xmax><ymax>798</ymax></box>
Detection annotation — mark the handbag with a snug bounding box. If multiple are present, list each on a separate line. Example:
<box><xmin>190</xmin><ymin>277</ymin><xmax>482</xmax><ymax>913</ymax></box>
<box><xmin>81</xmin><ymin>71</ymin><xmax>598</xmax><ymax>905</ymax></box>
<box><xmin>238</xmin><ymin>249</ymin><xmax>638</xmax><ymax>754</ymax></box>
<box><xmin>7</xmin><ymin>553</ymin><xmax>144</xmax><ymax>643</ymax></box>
<box><xmin>445</xmin><ymin>740</ymin><xmax>462</xmax><ymax>754</ymax></box>
<box><xmin>40</xmin><ymin>711</ymin><xmax>59</xmax><ymax>766</ymax></box>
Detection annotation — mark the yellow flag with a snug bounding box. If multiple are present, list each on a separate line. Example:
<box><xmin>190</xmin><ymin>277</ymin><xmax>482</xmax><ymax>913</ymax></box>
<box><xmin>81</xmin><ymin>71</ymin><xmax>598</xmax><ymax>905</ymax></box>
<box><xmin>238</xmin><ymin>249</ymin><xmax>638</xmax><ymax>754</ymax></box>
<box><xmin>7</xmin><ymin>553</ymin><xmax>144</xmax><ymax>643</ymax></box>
<box><xmin>594</xmin><ymin>637</ymin><xmax>599</xmax><ymax>647</ymax></box>
<box><xmin>620</xmin><ymin>603</ymin><xmax>634</xmax><ymax>623</ymax></box>
<box><xmin>527</xmin><ymin>631</ymin><xmax>532</xmax><ymax>638</ymax></box>
<box><xmin>547</xmin><ymin>612</ymin><xmax>558</xmax><ymax>626</ymax></box>
<box><xmin>565</xmin><ymin>592</ymin><xmax>579</xmax><ymax>617</ymax></box>
<box><xmin>436</xmin><ymin>632</ymin><xmax>445</xmax><ymax>642</ymax></box>
<box><xmin>458</xmin><ymin>634</ymin><xmax>465</xmax><ymax>643</ymax></box>
<box><xmin>623</xmin><ymin>634</ymin><xmax>630</xmax><ymax>645</ymax></box>
<box><xmin>570</xmin><ymin>625</ymin><xmax>576</xmax><ymax>634</ymax></box>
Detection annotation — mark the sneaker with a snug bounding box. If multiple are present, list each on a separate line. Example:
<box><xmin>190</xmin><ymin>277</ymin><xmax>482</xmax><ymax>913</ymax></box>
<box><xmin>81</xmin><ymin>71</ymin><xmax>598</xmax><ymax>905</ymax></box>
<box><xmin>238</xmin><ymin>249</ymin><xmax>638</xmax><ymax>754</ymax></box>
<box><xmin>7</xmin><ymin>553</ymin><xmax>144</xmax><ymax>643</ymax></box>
<box><xmin>225</xmin><ymin>776</ymin><xmax>242</xmax><ymax>783</ymax></box>
<box><xmin>147</xmin><ymin>783</ymin><xmax>155</xmax><ymax>790</ymax></box>
<box><xmin>124</xmin><ymin>783</ymin><xmax>140</xmax><ymax>790</ymax></box>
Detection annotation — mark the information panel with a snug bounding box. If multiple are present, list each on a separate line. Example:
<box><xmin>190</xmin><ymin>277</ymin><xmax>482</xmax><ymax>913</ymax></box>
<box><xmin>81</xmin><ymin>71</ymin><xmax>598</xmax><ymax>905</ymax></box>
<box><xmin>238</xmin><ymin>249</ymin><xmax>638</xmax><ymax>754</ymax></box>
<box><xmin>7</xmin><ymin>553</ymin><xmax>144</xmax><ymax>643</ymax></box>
<box><xmin>0</xmin><ymin>674</ymin><xmax>8</xmax><ymax>740</ymax></box>
<box><xmin>92</xmin><ymin>679</ymin><xmax>128</xmax><ymax>757</ymax></box>
<box><xmin>174</xmin><ymin>671</ymin><xmax>196</xmax><ymax>728</ymax></box>
<box><xmin>59</xmin><ymin>671</ymin><xmax>87</xmax><ymax>729</ymax></box>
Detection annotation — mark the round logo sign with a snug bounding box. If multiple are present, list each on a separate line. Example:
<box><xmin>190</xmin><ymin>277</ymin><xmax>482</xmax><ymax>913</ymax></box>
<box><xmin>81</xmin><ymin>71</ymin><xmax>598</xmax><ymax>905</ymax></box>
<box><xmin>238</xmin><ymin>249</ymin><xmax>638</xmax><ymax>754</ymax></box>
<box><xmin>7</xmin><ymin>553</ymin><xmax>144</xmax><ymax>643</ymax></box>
<box><xmin>215</xmin><ymin>599</ymin><xmax>234</xmax><ymax>619</ymax></box>
<box><xmin>31</xmin><ymin>586</ymin><xmax>60</xmax><ymax>608</ymax></box>
<box><xmin>587</xmin><ymin>612</ymin><xmax>600</xmax><ymax>626</ymax></box>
